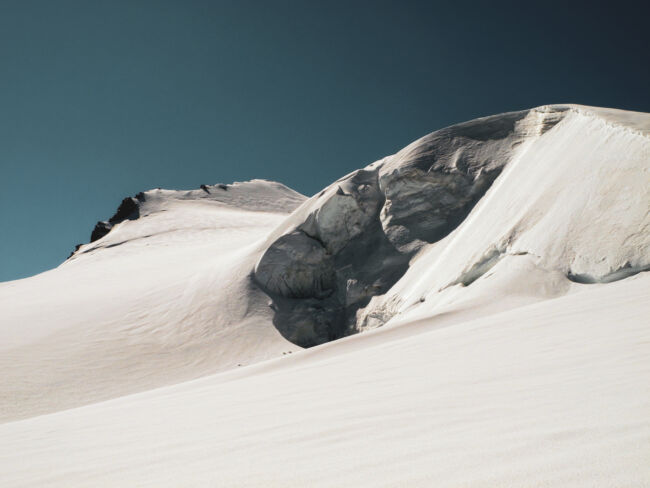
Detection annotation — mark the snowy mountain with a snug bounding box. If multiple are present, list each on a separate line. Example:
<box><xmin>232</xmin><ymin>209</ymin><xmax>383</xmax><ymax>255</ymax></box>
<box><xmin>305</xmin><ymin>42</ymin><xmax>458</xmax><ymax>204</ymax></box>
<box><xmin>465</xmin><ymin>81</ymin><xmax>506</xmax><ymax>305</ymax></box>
<box><xmin>1</xmin><ymin>104</ymin><xmax>648</xmax><ymax>487</ymax></box>
<box><xmin>1</xmin><ymin>180</ymin><xmax>306</xmax><ymax>421</ymax></box>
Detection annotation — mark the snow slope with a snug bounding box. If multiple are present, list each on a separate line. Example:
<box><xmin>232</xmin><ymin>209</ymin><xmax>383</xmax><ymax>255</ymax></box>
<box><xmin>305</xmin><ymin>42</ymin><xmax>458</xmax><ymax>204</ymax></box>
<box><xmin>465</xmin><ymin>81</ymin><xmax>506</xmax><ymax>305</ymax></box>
<box><xmin>0</xmin><ymin>104</ymin><xmax>648</xmax><ymax>486</ymax></box>
<box><xmin>0</xmin><ymin>180</ymin><xmax>306</xmax><ymax>421</ymax></box>
<box><xmin>1</xmin><ymin>272</ymin><xmax>648</xmax><ymax>487</ymax></box>
<box><xmin>358</xmin><ymin>105</ymin><xmax>650</xmax><ymax>329</ymax></box>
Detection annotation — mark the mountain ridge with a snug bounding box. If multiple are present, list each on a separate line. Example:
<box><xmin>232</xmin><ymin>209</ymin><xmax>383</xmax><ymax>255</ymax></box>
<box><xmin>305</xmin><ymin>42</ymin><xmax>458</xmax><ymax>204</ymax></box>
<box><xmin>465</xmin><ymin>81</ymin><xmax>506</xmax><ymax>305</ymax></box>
<box><xmin>1</xmin><ymin>103</ymin><xmax>648</xmax><ymax>423</ymax></box>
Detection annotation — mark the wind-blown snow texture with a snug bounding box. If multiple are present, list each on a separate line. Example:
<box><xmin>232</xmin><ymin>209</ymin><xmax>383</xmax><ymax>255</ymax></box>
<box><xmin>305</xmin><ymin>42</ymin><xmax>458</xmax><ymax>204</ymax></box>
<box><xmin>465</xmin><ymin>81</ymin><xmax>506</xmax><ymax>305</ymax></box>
<box><xmin>0</xmin><ymin>104</ymin><xmax>648</xmax><ymax>487</ymax></box>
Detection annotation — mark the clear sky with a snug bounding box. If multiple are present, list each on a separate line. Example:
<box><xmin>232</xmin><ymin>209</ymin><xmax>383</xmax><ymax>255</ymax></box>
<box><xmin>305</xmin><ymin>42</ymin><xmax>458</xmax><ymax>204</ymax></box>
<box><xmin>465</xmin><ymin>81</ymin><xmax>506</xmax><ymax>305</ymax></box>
<box><xmin>1</xmin><ymin>0</ymin><xmax>649</xmax><ymax>282</ymax></box>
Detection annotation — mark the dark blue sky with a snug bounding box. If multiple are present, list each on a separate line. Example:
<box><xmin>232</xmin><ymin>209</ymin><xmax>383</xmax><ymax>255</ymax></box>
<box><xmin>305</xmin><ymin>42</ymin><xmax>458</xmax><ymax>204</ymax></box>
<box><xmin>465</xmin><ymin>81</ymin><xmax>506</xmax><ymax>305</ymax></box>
<box><xmin>1</xmin><ymin>0</ymin><xmax>649</xmax><ymax>281</ymax></box>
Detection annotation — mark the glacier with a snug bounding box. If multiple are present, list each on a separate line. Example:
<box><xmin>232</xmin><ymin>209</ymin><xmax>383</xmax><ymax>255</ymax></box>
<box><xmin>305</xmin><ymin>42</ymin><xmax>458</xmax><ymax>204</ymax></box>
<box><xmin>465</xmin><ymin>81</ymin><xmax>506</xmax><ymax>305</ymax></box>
<box><xmin>0</xmin><ymin>104</ymin><xmax>648</xmax><ymax>487</ymax></box>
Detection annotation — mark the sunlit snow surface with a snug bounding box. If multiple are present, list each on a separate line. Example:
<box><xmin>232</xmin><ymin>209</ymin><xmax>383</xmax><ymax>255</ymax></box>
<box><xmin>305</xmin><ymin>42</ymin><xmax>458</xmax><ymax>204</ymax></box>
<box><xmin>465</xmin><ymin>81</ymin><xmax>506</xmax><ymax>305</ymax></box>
<box><xmin>0</xmin><ymin>105</ymin><xmax>648</xmax><ymax>487</ymax></box>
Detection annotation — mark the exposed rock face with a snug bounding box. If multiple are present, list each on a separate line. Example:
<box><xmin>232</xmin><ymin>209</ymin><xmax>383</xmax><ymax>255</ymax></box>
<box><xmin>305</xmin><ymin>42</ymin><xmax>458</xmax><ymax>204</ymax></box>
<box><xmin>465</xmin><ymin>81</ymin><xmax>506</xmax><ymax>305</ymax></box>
<box><xmin>254</xmin><ymin>169</ymin><xmax>409</xmax><ymax>347</ymax></box>
<box><xmin>377</xmin><ymin>110</ymin><xmax>537</xmax><ymax>252</ymax></box>
<box><xmin>255</xmin><ymin>232</ymin><xmax>336</xmax><ymax>299</ymax></box>
<box><xmin>254</xmin><ymin>108</ymin><xmax>567</xmax><ymax>347</ymax></box>
<box><xmin>379</xmin><ymin>168</ymin><xmax>500</xmax><ymax>253</ymax></box>
<box><xmin>90</xmin><ymin>194</ymin><xmax>144</xmax><ymax>242</ymax></box>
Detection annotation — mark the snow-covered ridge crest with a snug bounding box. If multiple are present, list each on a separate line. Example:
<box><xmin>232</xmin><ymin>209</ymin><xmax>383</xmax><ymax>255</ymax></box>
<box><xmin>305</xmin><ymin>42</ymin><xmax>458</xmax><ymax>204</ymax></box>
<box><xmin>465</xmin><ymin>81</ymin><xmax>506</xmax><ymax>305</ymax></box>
<box><xmin>67</xmin><ymin>179</ymin><xmax>305</xmax><ymax>261</ymax></box>
<box><xmin>557</xmin><ymin>103</ymin><xmax>650</xmax><ymax>136</ymax></box>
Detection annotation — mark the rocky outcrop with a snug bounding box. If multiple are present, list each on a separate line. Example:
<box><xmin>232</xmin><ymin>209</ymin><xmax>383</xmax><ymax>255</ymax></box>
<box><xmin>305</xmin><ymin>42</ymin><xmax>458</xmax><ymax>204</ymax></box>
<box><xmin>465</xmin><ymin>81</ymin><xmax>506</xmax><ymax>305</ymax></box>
<box><xmin>254</xmin><ymin>108</ymin><xmax>567</xmax><ymax>347</ymax></box>
<box><xmin>377</xmin><ymin>109</ymin><xmax>540</xmax><ymax>252</ymax></box>
<box><xmin>66</xmin><ymin>192</ymin><xmax>145</xmax><ymax>258</ymax></box>
<box><xmin>90</xmin><ymin>193</ymin><xmax>145</xmax><ymax>242</ymax></box>
<box><xmin>255</xmin><ymin>231</ymin><xmax>336</xmax><ymax>299</ymax></box>
<box><xmin>254</xmin><ymin>169</ymin><xmax>409</xmax><ymax>346</ymax></box>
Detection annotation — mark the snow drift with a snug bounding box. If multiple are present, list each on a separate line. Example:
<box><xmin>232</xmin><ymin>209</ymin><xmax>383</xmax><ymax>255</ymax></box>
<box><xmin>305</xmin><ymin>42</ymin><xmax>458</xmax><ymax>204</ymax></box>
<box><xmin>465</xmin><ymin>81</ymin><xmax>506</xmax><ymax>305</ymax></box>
<box><xmin>0</xmin><ymin>104</ymin><xmax>648</xmax><ymax>487</ymax></box>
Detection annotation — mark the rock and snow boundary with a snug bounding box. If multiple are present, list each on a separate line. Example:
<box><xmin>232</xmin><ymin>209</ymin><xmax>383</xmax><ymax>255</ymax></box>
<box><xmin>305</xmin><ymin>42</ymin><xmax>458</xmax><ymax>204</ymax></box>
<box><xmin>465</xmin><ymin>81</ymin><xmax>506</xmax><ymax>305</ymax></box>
<box><xmin>253</xmin><ymin>104</ymin><xmax>649</xmax><ymax>344</ymax></box>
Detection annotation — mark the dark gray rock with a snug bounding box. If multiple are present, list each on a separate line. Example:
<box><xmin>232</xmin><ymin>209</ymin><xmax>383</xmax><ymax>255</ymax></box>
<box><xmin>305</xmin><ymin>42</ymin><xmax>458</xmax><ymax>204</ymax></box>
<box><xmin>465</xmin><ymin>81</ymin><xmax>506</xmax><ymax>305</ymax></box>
<box><xmin>254</xmin><ymin>108</ymin><xmax>567</xmax><ymax>347</ymax></box>
<box><xmin>255</xmin><ymin>231</ymin><xmax>336</xmax><ymax>299</ymax></box>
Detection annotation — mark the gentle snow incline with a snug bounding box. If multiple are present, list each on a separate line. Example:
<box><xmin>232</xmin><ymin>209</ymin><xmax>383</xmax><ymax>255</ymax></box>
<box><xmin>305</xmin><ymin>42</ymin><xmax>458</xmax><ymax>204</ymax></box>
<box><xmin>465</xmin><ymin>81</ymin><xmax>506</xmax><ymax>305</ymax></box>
<box><xmin>1</xmin><ymin>273</ymin><xmax>648</xmax><ymax>487</ymax></box>
<box><xmin>0</xmin><ymin>180</ymin><xmax>306</xmax><ymax>422</ymax></box>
